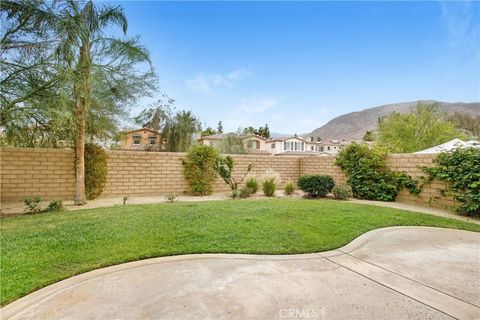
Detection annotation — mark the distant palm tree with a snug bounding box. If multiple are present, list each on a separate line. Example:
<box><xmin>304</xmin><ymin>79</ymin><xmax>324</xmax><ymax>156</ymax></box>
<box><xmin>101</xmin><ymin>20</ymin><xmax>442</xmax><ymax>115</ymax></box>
<box><xmin>164</xmin><ymin>111</ymin><xmax>200</xmax><ymax>152</ymax></box>
<box><xmin>3</xmin><ymin>0</ymin><xmax>154</xmax><ymax>204</ymax></box>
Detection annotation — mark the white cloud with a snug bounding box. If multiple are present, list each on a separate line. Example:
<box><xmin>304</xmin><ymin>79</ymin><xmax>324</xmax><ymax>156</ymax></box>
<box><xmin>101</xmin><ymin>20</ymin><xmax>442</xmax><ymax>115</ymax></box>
<box><xmin>439</xmin><ymin>1</ymin><xmax>479</xmax><ymax>52</ymax></box>
<box><xmin>185</xmin><ymin>68</ymin><xmax>253</xmax><ymax>95</ymax></box>
<box><xmin>239</xmin><ymin>96</ymin><xmax>280</xmax><ymax>114</ymax></box>
<box><xmin>222</xmin><ymin>95</ymin><xmax>281</xmax><ymax>131</ymax></box>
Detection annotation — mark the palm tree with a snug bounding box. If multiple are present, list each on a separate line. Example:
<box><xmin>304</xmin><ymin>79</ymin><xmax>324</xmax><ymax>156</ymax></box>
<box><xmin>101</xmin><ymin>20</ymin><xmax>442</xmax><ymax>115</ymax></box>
<box><xmin>3</xmin><ymin>1</ymin><xmax>155</xmax><ymax>204</ymax></box>
<box><xmin>176</xmin><ymin>111</ymin><xmax>201</xmax><ymax>151</ymax></box>
<box><xmin>164</xmin><ymin>111</ymin><xmax>200</xmax><ymax>152</ymax></box>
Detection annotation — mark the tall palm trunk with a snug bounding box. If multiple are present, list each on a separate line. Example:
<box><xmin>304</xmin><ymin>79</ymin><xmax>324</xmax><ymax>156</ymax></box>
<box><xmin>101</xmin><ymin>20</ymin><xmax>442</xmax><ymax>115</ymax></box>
<box><xmin>73</xmin><ymin>43</ymin><xmax>91</xmax><ymax>205</ymax></box>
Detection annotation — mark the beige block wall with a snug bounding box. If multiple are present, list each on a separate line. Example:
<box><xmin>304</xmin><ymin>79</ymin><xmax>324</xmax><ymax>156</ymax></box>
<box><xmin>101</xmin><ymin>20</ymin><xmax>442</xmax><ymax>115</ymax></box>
<box><xmin>1</xmin><ymin>148</ymin><xmax>75</xmax><ymax>202</ymax></box>
<box><xmin>0</xmin><ymin>148</ymin><xmax>454</xmax><ymax>211</ymax></box>
<box><xmin>299</xmin><ymin>156</ymin><xmax>347</xmax><ymax>185</ymax></box>
<box><xmin>385</xmin><ymin>154</ymin><xmax>455</xmax><ymax>209</ymax></box>
<box><xmin>103</xmin><ymin>151</ymin><xmax>301</xmax><ymax>197</ymax></box>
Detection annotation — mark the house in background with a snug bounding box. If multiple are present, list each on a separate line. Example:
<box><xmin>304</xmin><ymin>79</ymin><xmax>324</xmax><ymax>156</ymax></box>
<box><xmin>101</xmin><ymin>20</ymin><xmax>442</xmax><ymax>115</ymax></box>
<box><xmin>198</xmin><ymin>133</ymin><xmax>269</xmax><ymax>154</ymax></box>
<box><xmin>197</xmin><ymin>133</ymin><xmax>367</xmax><ymax>156</ymax></box>
<box><xmin>267</xmin><ymin>136</ymin><xmax>311</xmax><ymax>155</ymax></box>
<box><xmin>120</xmin><ymin>128</ymin><xmax>163</xmax><ymax>150</ymax></box>
<box><xmin>269</xmin><ymin>136</ymin><xmax>362</xmax><ymax>155</ymax></box>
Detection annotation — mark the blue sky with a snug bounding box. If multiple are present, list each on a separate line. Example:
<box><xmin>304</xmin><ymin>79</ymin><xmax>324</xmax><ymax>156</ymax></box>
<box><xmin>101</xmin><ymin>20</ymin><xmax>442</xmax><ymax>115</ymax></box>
<box><xmin>119</xmin><ymin>1</ymin><xmax>479</xmax><ymax>134</ymax></box>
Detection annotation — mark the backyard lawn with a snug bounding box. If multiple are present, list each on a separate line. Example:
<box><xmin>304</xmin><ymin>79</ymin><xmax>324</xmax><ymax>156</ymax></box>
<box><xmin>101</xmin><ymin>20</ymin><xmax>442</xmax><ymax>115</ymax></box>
<box><xmin>1</xmin><ymin>198</ymin><xmax>479</xmax><ymax>305</ymax></box>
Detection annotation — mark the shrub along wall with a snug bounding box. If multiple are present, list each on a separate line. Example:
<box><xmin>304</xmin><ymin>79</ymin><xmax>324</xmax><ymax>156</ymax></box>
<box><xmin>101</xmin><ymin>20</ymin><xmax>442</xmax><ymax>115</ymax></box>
<box><xmin>0</xmin><ymin>147</ymin><xmax>455</xmax><ymax>210</ymax></box>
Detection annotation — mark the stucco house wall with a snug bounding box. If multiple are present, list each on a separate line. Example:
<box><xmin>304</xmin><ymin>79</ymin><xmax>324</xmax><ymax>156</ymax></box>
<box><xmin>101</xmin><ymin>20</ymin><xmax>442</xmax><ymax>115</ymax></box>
<box><xmin>120</xmin><ymin>128</ymin><xmax>162</xmax><ymax>150</ymax></box>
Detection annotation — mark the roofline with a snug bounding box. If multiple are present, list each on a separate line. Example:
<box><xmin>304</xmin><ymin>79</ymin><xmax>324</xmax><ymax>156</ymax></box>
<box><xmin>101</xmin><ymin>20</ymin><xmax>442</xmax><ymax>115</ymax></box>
<box><xmin>122</xmin><ymin>128</ymin><xmax>161</xmax><ymax>134</ymax></box>
<box><xmin>267</xmin><ymin>136</ymin><xmax>308</xmax><ymax>142</ymax></box>
<box><xmin>198</xmin><ymin>133</ymin><xmax>267</xmax><ymax>141</ymax></box>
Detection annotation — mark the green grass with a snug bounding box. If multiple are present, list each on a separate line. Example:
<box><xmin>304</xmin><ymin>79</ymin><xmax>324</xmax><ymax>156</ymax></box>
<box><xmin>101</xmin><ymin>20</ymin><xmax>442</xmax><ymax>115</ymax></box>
<box><xmin>1</xmin><ymin>198</ymin><xmax>479</xmax><ymax>305</ymax></box>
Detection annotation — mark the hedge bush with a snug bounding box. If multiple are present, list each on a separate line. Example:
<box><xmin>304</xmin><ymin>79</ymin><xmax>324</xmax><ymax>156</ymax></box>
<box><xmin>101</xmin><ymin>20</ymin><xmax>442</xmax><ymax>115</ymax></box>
<box><xmin>297</xmin><ymin>175</ymin><xmax>335</xmax><ymax>198</ymax></box>
<box><xmin>423</xmin><ymin>147</ymin><xmax>480</xmax><ymax>217</ymax></box>
<box><xmin>335</xmin><ymin>143</ymin><xmax>419</xmax><ymax>201</ymax></box>
<box><xmin>85</xmin><ymin>143</ymin><xmax>107</xmax><ymax>200</ymax></box>
<box><xmin>332</xmin><ymin>184</ymin><xmax>352</xmax><ymax>200</ymax></box>
<box><xmin>183</xmin><ymin>144</ymin><xmax>219</xmax><ymax>195</ymax></box>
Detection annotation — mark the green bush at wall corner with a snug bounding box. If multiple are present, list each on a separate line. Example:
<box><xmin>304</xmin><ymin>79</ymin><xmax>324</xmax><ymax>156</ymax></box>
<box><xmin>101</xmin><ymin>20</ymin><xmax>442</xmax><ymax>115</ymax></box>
<box><xmin>423</xmin><ymin>147</ymin><xmax>480</xmax><ymax>217</ymax></box>
<box><xmin>297</xmin><ymin>174</ymin><xmax>335</xmax><ymax>198</ymax></box>
<box><xmin>183</xmin><ymin>144</ymin><xmax>219</xmax><ymax>195</ymax></box>
<box><xmin>335</xmin><ymin>143</ymin><xmax>420</xmax><ymax>201</ymax></box>
<box><xmin>84</xmin><ymin>143</ymin><xmax>107</xmax><ymax>200</ymax></box>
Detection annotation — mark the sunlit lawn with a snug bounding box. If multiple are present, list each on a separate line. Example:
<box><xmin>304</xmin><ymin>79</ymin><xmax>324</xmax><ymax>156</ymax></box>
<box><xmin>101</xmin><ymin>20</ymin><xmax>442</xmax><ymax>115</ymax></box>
<box><xmin>1</xmin><ymin>198</ymin><xmax>479</xmax><ymax>305</ymax></box>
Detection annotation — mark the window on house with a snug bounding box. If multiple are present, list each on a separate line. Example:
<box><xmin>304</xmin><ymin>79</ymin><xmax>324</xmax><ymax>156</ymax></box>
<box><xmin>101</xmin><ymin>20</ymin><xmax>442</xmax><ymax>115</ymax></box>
<box><xmin>271</xmin><ymin>143</ymin><xmax>276</xmax><ymax>149</ymax></box>
<box><xmin>247</xmin><ymin>140</ymin><xmax>254</xmax><ymax>149</ymax></box>
<box><xmin>284</xmin><ymin>141</ymin><xmax>287</xmax><ymax>150</ymax></box>
<box><xmin>302</xmin><ymin>142</ymin><xmax>304</xmax><ymax>151</ymax></box>
<box><xmin>148</xmin><ymin>136</ymin><xmax>157</xmax><ymax>145</ymax></box>
<box><xmin>133</xmin><ymin>135</ymin><xmax>141</xmax><ymax>145</ymax></box>
<box><xmin>328</xmin><ymin>146</ymin><xmax>331</xmax><ymax>151</ymax></box>
<box><xmin>311</xmin><ymin>146</ymin><xmax>314</xmax><ymax>151</ymax></box>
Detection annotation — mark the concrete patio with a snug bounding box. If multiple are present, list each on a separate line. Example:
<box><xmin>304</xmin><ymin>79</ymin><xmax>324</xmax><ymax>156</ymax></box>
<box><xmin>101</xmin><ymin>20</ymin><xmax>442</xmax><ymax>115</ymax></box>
<box><xmin>2</xmin><ymin>227</ymin><xmax>479</xmax><ymax>320</ymax></box>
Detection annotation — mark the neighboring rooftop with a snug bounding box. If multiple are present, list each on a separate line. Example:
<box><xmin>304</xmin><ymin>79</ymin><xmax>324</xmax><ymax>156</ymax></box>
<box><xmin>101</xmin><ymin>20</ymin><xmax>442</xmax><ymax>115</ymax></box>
<box><xmin>414</xmin><ymin>139</ymin><xmax>480</xmax><ymax>154</ymax></box>
<box><xmin>198</xmin><ymin>133</ymin><xmax>267</xmax><ymax>141</ymax></box>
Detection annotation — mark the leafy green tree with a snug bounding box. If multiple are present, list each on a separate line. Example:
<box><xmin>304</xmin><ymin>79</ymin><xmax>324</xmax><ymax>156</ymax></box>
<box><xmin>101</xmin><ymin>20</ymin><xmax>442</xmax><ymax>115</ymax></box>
<box><xmin>363</xmin><ymin>130</ymin><xmax>374</xmax><ymax>141</ymax></box>
<box><xmin>257</xmin><ymin>123</ymin><xmax>270</xmax><ymax>139</ymax></box>
<box><xmin>0</xmin><ymin>1</ymin><xmax>60</xmax><ymax>125</ymax></box>
<box><xmin>2</xmin><ymin>1</ymin><xmax>156</xmax><ymax>204</ymax></box>
<box><xmin>377</xmin><ymin>103</ymin><xmax>465</xmax><ymax>153</ymax></box>
<box><xmin>242</xmin><ymin>124</ymin><xmax>270</xmax><ymax>138</ymax></box>
<box><xmin>448</xmin><ymin>112</ymin><xmax>480</xmax><ymax>138</ymax></box>
<box><xmin>201</xmin><ymin>127</ymin><xmax>217</xmax><ymax>136</ymax></box>
<box><xmin>134</xmin><ymin>93</ymin><xmax>174</xmax><ymax>132</ymax></box>
<box><xmin>219</xmin><ymin>135</ymin><xmax>247</xmax><ymax>154</ymax></box>
<box><xmin>217</xmin><ymin>121</ymin><xmax>223</xmax><ymax>133</ymax></box>
<box><xmin>242</xmin><ymin>126</ymin><xmax>257</xmax><ymax>135</ymax></box>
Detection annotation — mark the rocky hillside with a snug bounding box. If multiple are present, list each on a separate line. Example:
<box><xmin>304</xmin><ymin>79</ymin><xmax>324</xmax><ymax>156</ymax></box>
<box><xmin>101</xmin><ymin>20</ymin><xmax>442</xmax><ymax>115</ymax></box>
<box><xmin>306</xmin><ymin>100</ymin><xmax>480</xmax><ymax>140</ymax></box>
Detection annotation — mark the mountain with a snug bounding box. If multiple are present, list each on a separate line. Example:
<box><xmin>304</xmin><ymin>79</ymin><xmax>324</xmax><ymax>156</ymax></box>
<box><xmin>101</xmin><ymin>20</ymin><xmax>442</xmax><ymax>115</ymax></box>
<box><xmin>270</xmin><ymin>132</ymin><xmax>293</xmax><ymax>138</ymax></box>
<box><xmin>306</xmin><ymin>100</ymin><xmax>480</xmax><ymax>140</ymax></box>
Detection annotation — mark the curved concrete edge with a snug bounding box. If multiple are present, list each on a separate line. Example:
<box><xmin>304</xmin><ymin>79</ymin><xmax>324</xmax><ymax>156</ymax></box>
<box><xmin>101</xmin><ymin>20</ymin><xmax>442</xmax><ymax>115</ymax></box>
<box><xmin>1</xmin><ymin>226</ymin><xmax>478</xmax><ymax>318</ymax></box>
